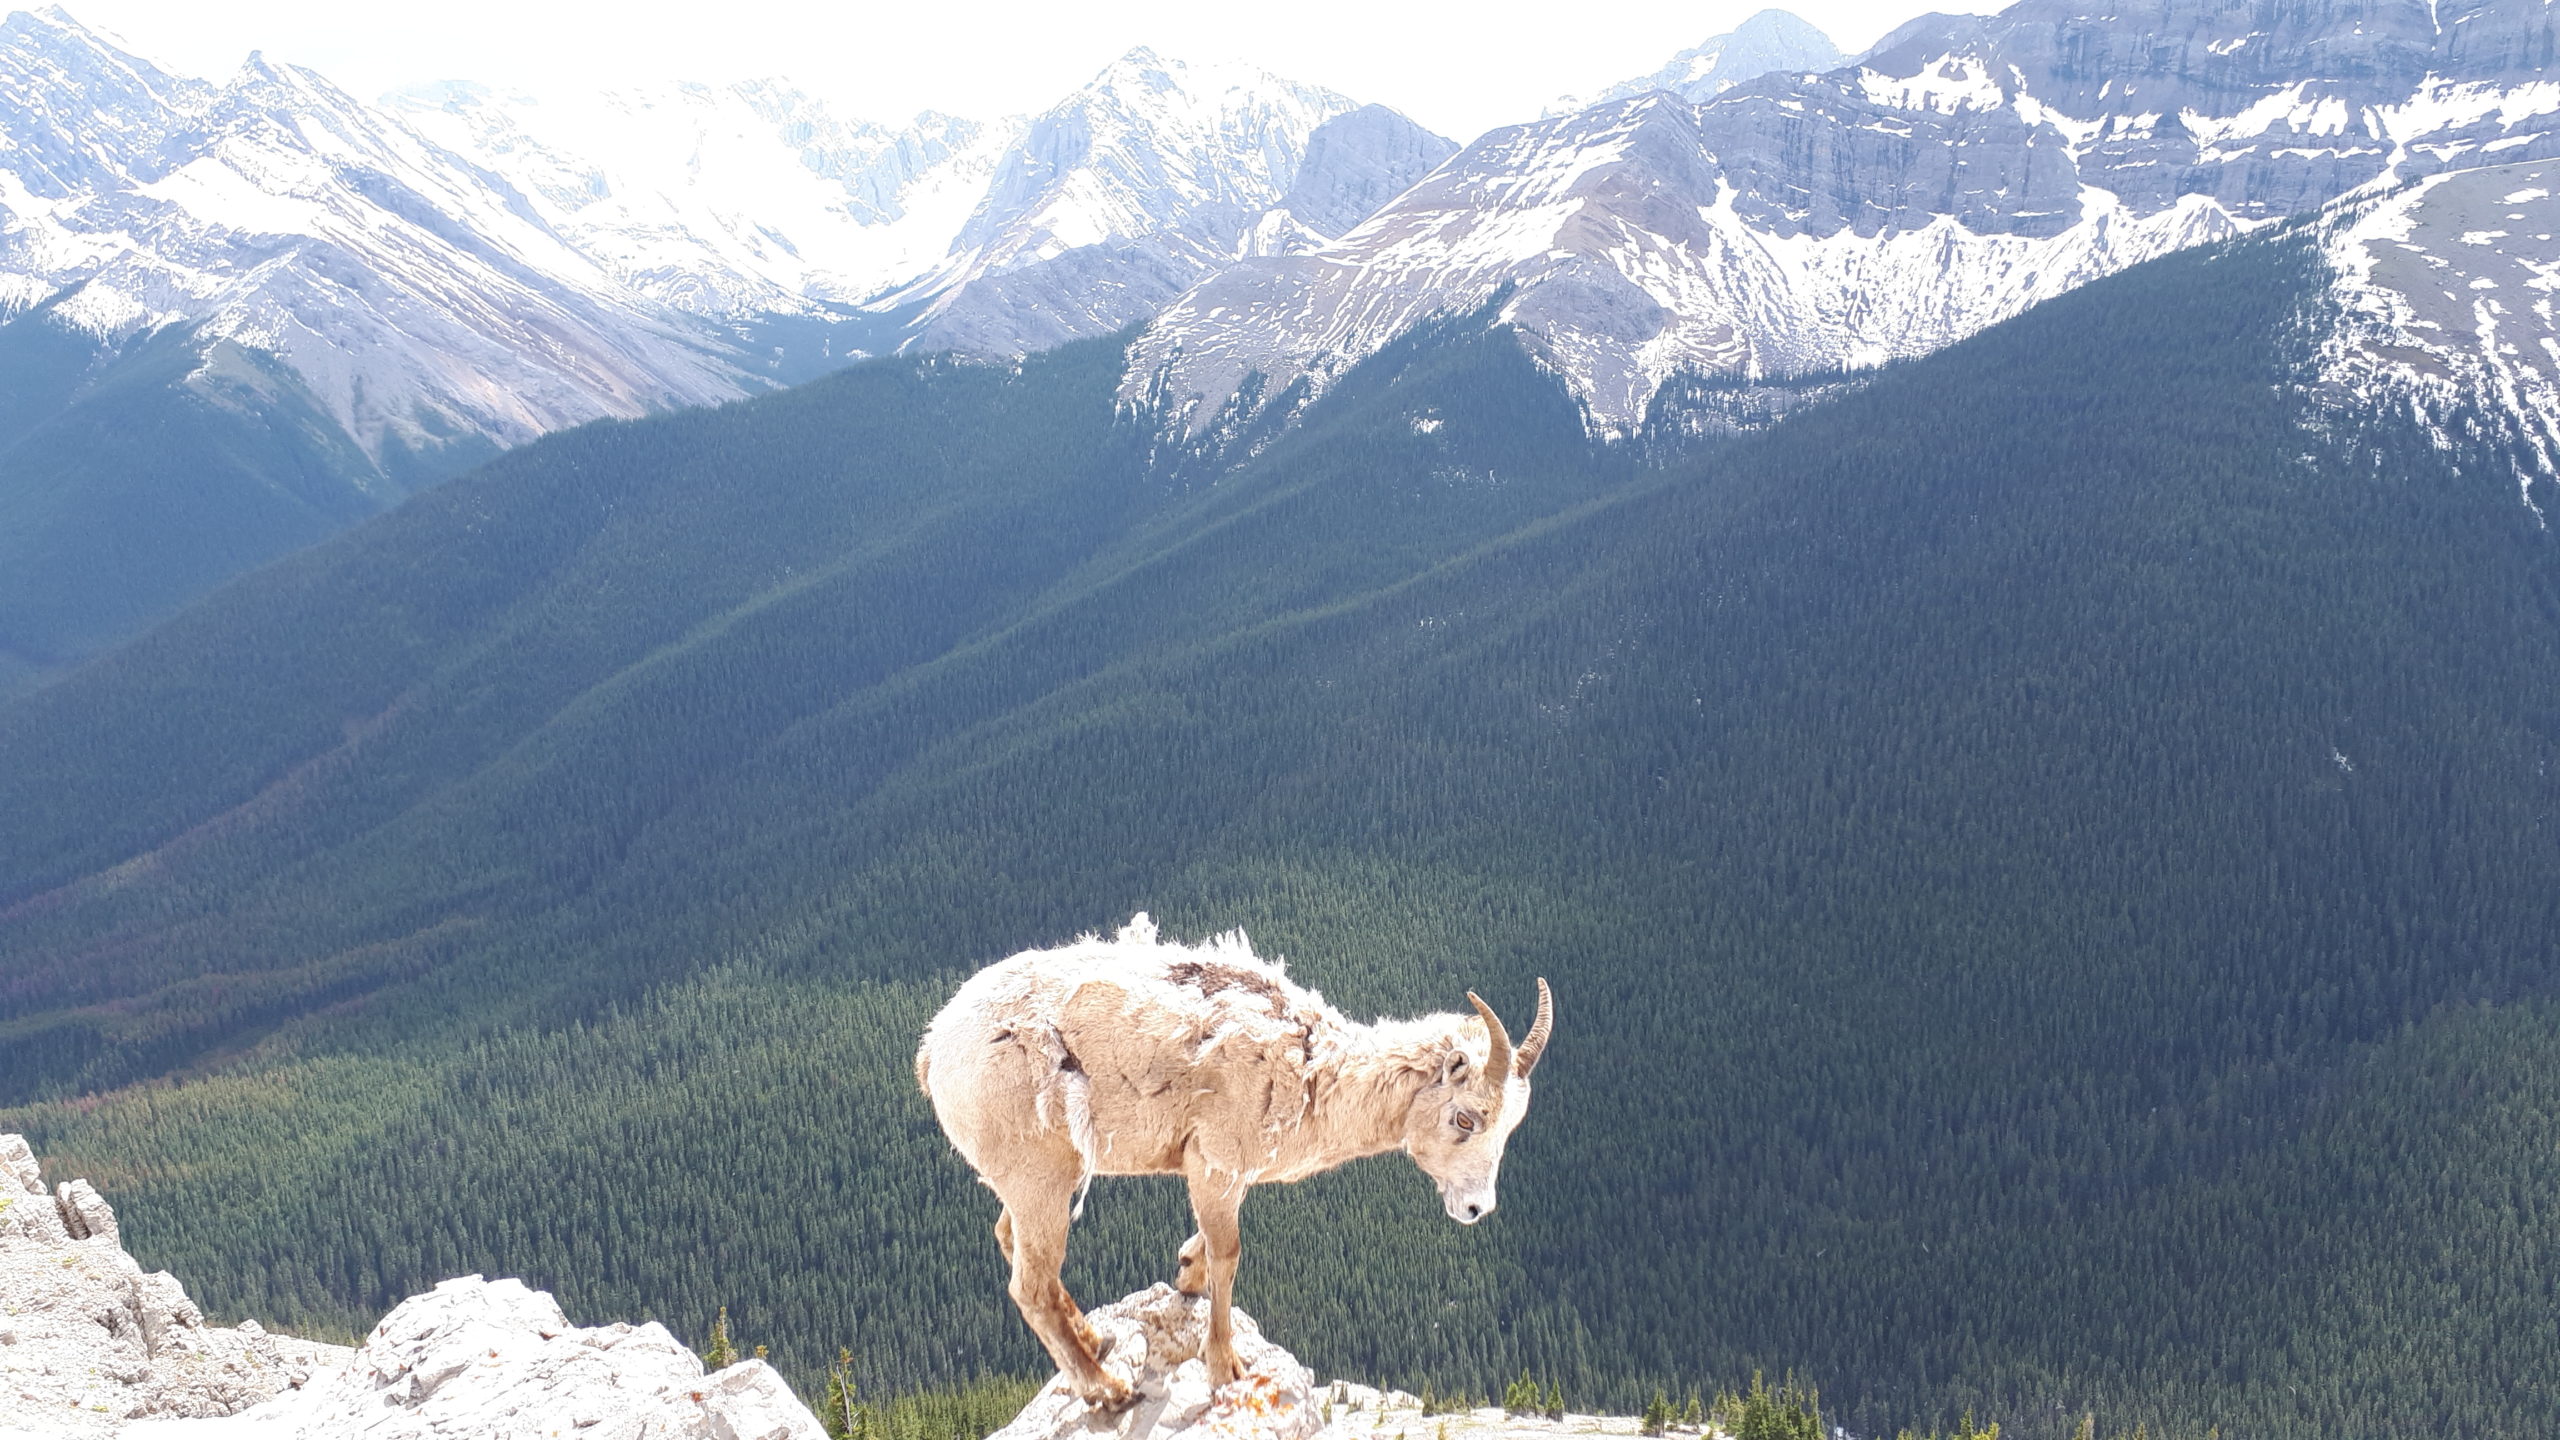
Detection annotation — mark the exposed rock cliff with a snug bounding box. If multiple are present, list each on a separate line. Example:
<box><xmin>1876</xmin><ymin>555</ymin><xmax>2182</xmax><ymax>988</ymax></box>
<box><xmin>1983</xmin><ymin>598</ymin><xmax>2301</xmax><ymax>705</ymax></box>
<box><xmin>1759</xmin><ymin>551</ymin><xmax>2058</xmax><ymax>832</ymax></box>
<box><xmin>1</xmin><ymin>1136</ymin><xmax>824</xmax><ymax>1440</ymax></box>
<box><xmin>0</xmin><ymin>1134</ymin><xmax>346</xmax><ymax>1437</ymax></box>
<box><xmin>135</xmin><ymin>1276</ymin><xmax>827</xmax><ymax>1440</ymax></box>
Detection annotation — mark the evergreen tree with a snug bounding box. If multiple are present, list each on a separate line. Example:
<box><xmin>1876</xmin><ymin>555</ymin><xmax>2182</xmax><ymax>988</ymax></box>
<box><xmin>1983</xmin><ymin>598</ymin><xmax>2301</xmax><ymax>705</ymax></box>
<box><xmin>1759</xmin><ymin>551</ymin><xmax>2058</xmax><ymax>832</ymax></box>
<box><xmin>823</xmin><ymin>1348</ymin><xmax>862</xmax><ymax>1440</ymax></box>
<box><xmin>704</xmin><ymin>1307</ymin><xmax>738</xmax><ymax>1371</ymax></box>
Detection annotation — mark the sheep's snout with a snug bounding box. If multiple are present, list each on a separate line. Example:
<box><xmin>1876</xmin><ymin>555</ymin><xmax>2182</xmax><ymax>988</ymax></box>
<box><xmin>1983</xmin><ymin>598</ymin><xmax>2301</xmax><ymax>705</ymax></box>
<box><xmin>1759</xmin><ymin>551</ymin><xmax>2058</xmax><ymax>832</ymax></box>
<box><xmin>1443</xmin><ymin>1188</ymin><xmax>1494</xmax><ymax>1225</ymax></box>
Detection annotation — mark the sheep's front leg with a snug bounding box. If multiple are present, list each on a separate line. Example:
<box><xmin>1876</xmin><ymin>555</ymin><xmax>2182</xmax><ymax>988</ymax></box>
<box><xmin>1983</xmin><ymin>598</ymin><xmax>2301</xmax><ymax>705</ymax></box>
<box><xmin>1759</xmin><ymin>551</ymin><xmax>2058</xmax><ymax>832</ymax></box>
<box><xmin>1182</xmin><ymin>1169</ymin><xmax>1246</xmax><ymax>1388</ymax></box>
<box><xmin>1175</xmin><ymin>1230</ymin><xmax>1209</xmax><ymax>1296</ymax></box>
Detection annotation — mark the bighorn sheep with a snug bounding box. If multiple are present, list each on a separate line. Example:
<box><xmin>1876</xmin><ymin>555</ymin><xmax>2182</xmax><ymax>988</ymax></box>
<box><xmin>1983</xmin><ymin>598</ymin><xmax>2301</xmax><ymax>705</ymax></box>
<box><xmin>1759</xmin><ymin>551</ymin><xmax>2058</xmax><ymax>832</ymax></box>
<box><xmin>917</xmin><ymin>914</ymin><xmax>1553</xmax><ymax>1407</ymax></box>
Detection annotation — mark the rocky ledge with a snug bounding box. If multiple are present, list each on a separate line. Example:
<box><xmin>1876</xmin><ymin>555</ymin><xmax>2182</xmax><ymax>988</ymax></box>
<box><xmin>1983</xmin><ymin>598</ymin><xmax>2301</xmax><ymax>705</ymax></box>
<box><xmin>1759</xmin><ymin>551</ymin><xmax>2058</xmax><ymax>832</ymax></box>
<box><xmin>1</xmin><ymin>1135</ymin><xmax>823</xmax><ymax>1440</ymax></box>
<box><xmin>0</xmin><ymin>1134</ymin><xmax>346</xmax><ymax>1437</ymax></box>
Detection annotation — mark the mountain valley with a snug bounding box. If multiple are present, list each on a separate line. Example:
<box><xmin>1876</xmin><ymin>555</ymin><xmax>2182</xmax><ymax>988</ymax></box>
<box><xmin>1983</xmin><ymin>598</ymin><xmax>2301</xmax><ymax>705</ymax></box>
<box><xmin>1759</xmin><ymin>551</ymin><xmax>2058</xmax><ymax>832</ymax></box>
<box><xmin>5</xmin><ymin>3</ymin><xmax>2560</xmax><ymax>1437</ymax></box>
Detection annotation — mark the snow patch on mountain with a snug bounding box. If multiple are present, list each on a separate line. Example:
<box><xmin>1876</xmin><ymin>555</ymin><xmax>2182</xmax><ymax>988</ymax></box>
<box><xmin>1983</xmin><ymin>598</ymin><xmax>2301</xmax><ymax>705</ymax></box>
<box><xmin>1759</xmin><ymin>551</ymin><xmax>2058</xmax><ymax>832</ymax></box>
<box><xmin>2322</xmin><ymin>159</ymin><xmax>2560</xmax><ymax>512</ymax></box>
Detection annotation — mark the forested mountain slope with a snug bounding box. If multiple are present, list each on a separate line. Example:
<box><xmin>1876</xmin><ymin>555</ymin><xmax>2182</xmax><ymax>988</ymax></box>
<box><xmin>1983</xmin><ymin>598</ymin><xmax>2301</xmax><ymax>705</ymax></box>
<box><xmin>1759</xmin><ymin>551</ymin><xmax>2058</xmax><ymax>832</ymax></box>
<box><xmin>6</xmin><ymin>226</ymin><xmax>2560</xmax><ymax>1439</ymax></box>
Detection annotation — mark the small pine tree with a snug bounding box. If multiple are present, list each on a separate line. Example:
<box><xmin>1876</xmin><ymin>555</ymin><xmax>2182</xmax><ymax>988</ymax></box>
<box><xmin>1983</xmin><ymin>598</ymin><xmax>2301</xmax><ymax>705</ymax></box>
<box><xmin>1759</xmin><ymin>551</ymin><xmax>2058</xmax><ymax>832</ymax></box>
<box><xmin>703</xmin><ymin>1307</ymin><xmax>738</xmax><ymax>1371</ymax></box>
<box><xmin>1543</xmin><ymin>1379</ymin><xmax>1565</xmax><ymax>1421</ymax></box>
<box><xmin>1506</xmin><ymin>1368</ymin><xmax>1538</xmax><ymax>1415</ymax></box>
<box><xmin>821</xmin><ymin>1349</ymin><xmax>861</xmax><ymax>1440</ymax></box>
<box><xmin>1683</xmin><ymin>1389</ymin><xmax>1704</xmax><ymax>1428</ymax></box>
<box><xmin>1418</xmin><ymin>1379</ymin><xmax>1436</xmax><ymax>1415</ymax></box>
<box><xmin>1642</xmin><ymin>1387</ymin><xmax>1673</xmax><ymax>1437</ymax></box>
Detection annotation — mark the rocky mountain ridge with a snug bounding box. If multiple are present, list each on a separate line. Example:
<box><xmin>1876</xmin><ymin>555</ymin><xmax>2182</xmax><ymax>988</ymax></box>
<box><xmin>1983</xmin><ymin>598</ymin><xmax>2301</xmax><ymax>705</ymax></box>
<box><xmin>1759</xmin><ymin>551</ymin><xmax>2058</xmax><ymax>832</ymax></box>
<box><xmin>0</xmin><ymin>7</ymin><xmax>1444</xmax><ymax>467</ymax></box>
<box><xmin>1129</xmin><ymin>0</ymin><xmax>2560</xmax><ymax>439</ymax></box>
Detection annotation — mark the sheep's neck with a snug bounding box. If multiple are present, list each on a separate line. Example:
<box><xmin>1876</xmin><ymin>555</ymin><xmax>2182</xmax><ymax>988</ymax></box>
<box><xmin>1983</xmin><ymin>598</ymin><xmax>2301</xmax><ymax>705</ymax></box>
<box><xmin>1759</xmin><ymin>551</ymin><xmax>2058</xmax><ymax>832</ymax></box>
<box><xmin>1292</xmin><ymin>1018</ymin><xmax>1448</xmax><ymax>1172</ymax></box>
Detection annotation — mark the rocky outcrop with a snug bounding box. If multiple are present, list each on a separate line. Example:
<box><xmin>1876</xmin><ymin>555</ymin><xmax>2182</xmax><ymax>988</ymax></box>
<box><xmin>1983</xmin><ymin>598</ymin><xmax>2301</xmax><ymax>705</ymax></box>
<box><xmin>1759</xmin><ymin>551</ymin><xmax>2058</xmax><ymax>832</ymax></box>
<box><xmin>989</xmin><ymin>1284</ymin><xmax>1633</xmax><ymax>1440</ymax></box>
<box><xmin>0</xmin><ymin>1134</ymin><xmax>346</xmax><ymax>1438</ymax></box>
<box><xmin>992</xmin><ymin>1284</ymin><xmax>1322</xmax><ymax>1440</ymax></box>
<box><xmin>133</xmin><ymin>1275</ymin><xmax>827</xmax><ymax>1440</ymax></box>
<box><xmin>1</xmin><ymin>1135</ymin><xmax>826</xmax><ymax>1440</ymax></box>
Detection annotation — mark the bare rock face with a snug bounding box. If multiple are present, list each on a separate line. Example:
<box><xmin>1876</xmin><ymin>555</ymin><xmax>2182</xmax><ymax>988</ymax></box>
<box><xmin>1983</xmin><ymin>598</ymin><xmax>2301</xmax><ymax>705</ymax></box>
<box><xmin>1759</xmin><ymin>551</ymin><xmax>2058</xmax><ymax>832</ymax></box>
<box><xmin>130</xmin><ymin>1275</ymin><xmax>827</xmax><ymax>1440</ymax></box>
<box><xmin>0</xmin><ymin>1134</ymin><xmax>348</xmax><ymax>1438</ymax></box>
<box><xmin>5</xmin><ymin>1135</ymin><xmax>826</xmax><ymax>1440</ymax></box>
<box><xmin>1130</xmin><ymin>0</ymin><xmax>2560</xmax><ymax>437</ymax></box>
<box><xmin>991</xmin><ymin>1284</ymin><xmax>1321</xmax><ymax>1440</ymax></box>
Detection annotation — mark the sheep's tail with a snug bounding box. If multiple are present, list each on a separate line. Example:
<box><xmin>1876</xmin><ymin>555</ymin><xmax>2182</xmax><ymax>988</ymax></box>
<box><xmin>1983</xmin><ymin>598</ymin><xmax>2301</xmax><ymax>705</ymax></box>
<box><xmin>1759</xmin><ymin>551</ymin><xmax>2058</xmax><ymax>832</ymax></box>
<box><xmin>1027</xmin><ymin>1026</ymin><xmax>1104</xmax><ymax>1222</ymax></box>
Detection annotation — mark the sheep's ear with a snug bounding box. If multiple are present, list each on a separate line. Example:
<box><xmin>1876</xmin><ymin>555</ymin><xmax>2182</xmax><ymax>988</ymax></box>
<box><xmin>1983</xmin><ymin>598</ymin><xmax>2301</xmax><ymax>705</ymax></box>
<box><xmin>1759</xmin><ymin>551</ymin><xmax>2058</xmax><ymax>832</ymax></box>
<box><xmin>1439</xmin><ymin>1051</ymin><xmax>1470</xmax><ymax>1087</ymax></box>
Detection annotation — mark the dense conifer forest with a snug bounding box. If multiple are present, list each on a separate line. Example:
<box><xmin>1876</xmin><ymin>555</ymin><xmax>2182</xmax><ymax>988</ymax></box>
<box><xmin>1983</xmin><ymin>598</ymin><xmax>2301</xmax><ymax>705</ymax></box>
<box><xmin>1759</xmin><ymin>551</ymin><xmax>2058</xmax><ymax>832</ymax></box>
<box><xmin>4</xmin><ymin>230</ymin><xmax>2557</xmax><ymax>1438</ymax></box>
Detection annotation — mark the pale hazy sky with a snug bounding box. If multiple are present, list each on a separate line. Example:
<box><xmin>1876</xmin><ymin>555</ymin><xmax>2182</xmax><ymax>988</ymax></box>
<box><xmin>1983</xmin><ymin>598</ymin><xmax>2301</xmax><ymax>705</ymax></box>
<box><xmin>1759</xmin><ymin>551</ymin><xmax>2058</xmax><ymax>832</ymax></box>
<box><xmin>48</xmin><ymin>0</ymin><xmax>2011</xmax><ymax>142</ymax></box>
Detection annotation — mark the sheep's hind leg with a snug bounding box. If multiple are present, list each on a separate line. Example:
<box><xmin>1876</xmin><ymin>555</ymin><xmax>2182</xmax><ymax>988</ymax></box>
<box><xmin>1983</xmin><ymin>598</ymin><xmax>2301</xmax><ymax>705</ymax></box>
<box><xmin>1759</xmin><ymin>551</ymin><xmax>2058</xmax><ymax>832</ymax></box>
<box><xmin>993</xmin><ymin>1177</ymin><xmax>1130</xmax><ymax>1409</ymax></box>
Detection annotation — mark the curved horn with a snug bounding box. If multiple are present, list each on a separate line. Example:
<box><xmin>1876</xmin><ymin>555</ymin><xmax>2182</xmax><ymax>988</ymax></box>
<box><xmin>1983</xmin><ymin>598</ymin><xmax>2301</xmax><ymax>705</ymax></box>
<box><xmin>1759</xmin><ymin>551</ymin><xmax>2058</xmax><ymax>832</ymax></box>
<box><xmin>1515</xmin><ymin>978</ymin><xmax>1553</xmax><ymax>1078</ymax></box>
<box><xmin>1465</xmin><ymin>991</ymin><xmax>1512</xmax><ymax>1086</ymax></box>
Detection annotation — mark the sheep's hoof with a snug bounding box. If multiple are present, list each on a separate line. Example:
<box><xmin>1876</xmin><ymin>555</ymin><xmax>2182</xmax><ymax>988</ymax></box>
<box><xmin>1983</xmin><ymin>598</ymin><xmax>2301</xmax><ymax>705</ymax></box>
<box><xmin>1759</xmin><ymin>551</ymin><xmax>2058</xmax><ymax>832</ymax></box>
<box><xmin>1203</xmin><ymin>1345</ymin><xmax>1240</xmax><ymax>1390</ymax></box>
<box><xmin>1076</xmin><ymin>1372</ymin><xmax>1135</xmax><ymax>1410</ymax></box>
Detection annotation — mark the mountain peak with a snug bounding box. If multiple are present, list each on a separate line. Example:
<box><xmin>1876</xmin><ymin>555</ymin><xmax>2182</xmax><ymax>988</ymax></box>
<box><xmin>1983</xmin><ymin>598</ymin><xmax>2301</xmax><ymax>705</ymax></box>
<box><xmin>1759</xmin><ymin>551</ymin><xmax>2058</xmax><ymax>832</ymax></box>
<box><xmin>2</xmin><ymin>2</ymin><xmax>192</xmax><ymax>84</ymax></box>
<box><xmin>10</xmin><ymin>3</ymin><xmax>112</xmax><ymax>44</ymax></box>
<box><xmin>1551</xmin><ymin>7</ymin><xmax>1842</xmax><ymax>115</ymax></box>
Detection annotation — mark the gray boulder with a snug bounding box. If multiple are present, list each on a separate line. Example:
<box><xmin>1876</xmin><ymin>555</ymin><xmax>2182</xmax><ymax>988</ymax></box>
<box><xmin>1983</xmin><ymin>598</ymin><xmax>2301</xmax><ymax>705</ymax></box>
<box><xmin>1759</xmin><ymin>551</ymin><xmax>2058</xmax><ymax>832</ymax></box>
<box><xmin>0</xmin><ymin>1134</ymin><xmax>347</xmax><ymax>1438</ymax></box>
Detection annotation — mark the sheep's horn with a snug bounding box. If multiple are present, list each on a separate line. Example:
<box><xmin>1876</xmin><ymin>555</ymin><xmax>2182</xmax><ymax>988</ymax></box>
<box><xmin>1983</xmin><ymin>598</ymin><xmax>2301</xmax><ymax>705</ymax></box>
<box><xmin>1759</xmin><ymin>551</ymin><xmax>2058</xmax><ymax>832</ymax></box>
<box><xmin>1466</xmin><ymin>991</ymin><xmax>1512</xmax><ymax>1086</ymax></box>
<box><xmin>1515</xmin><ymin>978</ymin><xmax>1553</xmax><ymax>1078</ymax></box>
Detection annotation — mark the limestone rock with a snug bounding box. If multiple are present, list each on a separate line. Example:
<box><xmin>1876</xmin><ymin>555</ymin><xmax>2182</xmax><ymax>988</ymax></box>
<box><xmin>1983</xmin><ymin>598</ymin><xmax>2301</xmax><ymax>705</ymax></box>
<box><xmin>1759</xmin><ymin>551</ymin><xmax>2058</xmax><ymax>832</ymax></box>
<box><xmin>0</xmin><ymin>1135</ymin><xmax>349</xmax><ymax>1439</ymax></box>
<box><xmin>991</xmin><ymin>1284</ymin><xmax>1321</xmax><ymax>1440</ymax></box>
<box><xmin>135</xmin><ymin>1275</ymin><xmax>827</xmax><ymax>1440</ymax></box>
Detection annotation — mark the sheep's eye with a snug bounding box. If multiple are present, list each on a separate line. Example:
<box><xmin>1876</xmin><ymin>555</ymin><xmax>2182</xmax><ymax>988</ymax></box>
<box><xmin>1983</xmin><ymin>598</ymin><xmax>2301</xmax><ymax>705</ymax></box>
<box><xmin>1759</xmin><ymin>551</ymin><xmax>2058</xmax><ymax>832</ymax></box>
<box><xmin>1453</xmin><ymin>1112</ymin><xmax>1479</xmax><ymax>1135</ymax></box>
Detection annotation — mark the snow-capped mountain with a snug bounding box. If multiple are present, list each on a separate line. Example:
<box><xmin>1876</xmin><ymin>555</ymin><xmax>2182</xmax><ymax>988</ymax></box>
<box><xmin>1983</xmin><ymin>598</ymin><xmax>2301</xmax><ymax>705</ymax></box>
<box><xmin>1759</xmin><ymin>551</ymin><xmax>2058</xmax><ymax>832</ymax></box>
<box><xmin>1130</xmin><ymin>0</ymin><xmax>2560</xmax><ymax>436</ymax></box>
<box><xmin>1547</xmin><ymin>8</ymin><xmax>1842</xmax><ymax>114</ymax></box>
<box><xmin>381</xmin><ymin>81</ymin><xmax>1015</xmax><ymax>321</ymax></box>
<box><xmin>0</xmin><ymin>7</ymin><xmax>744</xmax><ymax>469</ymax></box>
<box><xmin>877</xmin><ymin>49</ymin><xmax>1451</xmax><ymax>355</ymax></box>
